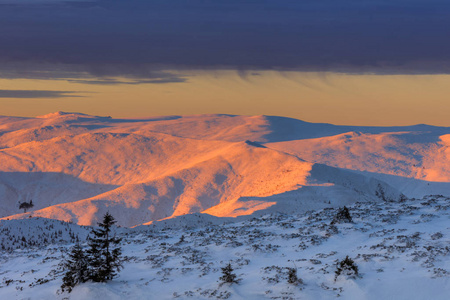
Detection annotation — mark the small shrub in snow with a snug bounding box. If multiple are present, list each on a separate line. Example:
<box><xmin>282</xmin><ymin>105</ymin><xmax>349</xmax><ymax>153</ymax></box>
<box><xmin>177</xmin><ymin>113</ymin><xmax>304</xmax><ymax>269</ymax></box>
<box><xmin>287</xmin><ymin>267</ymin><xmax>303</xmax><ymax>285</ymax></box>
<box><xmin>331</xmin><ymin>206</ymin><xmax>353</xmax><ymax>224</ymax></box>
<box><xmin>431</xmin><ymin>232</ymin><xmax>443</xmax><ymax>240</ymax></box>
<box><xmin>219</xmin><ymin>263</ymin><xmax>239</xmax><ymax>285</ymax></box>
<box><xmin>325</xmin><ymin>224</ymin><xmax>339</xmax><ymax>236</ymax></box>
<box><xmin>175</xmin><ymin>234</ymin><xmax>185</xmax><ymax>245</ymax></box>
<box><xmin>335</xmin><ymin>256</ymin><xmax>359</xmax><ymax>281</ymax></box>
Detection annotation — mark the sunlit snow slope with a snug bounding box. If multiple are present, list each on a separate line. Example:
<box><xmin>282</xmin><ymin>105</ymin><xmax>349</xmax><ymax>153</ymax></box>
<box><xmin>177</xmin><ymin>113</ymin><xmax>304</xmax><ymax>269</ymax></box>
<box><xmin>0</xmin><ymin>112</ymin><xmax>449</xmax><ymax>226</ymax></box>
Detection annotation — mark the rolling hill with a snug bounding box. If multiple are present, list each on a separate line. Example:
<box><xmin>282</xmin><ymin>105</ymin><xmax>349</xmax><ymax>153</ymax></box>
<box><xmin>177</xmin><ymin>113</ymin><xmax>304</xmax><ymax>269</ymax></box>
<box><xmin>0</xmin><ymin>112</ymin><xmax>449</xmax><ymax>226</ymax></box>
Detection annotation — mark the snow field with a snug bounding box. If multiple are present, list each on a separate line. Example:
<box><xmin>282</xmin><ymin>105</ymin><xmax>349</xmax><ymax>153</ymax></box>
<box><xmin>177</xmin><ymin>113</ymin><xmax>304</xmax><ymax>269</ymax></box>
<box><xmin>0</xmin><ymin>195</ymin><xmax>449</xmax><ymax>299</ymax></box>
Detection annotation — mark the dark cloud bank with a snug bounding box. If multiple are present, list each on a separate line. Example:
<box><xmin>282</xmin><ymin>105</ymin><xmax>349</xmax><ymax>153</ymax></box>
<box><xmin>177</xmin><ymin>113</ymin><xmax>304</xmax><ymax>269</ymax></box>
<box><xmin>1</xmin><ymin>0</ymin><xmax>450</xmax><ymax>80</ymax></box>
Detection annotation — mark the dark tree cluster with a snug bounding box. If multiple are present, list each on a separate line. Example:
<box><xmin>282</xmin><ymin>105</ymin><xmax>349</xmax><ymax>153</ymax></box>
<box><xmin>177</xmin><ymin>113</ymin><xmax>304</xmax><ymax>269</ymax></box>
<box><xmin>61</xmin><ymin>212</ymin><xmax>123</xmax><ymax>293</ymax></box>
<box><xmin>0</xmin><ymin>220</ymin><xmax>82</xmax><ymax>252</ymax></box>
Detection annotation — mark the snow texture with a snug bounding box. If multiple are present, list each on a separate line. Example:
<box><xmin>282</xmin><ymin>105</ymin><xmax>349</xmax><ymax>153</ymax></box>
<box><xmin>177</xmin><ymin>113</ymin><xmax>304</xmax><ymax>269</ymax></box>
<box><xmin>0</xmin><ymin>195</ymin><xmax>449</xmax><ymax>299</ymax></box>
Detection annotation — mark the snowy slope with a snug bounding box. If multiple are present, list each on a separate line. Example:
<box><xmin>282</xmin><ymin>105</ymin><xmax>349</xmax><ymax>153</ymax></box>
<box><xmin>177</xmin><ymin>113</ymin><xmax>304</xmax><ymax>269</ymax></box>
<box><xmin>0</xmin><ymin>196</ymin><xmax>449</xmax><ymax>299</ymax></box>
<box><xmin>0</xmin><ymin>112</ymin><xmax>449</xmax><ymax>226</ymax></box>
<box><xmin>268</xmin><ymin>130</ymin><xmax>450</xmax><ymax>182</ymax></box>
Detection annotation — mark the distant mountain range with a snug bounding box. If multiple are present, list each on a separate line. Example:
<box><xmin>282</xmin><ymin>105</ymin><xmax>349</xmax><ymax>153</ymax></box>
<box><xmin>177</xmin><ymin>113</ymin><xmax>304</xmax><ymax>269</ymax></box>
<box><xmin>1</xmin><ymin>112</ymin><xmax>449</xmax><ymax>227</ymax></box>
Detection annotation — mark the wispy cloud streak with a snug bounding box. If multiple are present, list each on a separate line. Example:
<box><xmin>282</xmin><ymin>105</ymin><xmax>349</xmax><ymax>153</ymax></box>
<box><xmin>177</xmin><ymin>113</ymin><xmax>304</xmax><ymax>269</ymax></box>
<box><xmin>0</xmin><ymin>90</ymin><xmax>84</xmax><ymax>98</ymax></box>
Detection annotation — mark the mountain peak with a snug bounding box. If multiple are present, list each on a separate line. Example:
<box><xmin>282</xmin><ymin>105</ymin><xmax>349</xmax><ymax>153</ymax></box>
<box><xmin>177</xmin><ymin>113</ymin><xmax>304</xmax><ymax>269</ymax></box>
<box><xmin>36</xmin><ymin>111</ymin><xmax>112</xmax><ymax>120</ymax></box>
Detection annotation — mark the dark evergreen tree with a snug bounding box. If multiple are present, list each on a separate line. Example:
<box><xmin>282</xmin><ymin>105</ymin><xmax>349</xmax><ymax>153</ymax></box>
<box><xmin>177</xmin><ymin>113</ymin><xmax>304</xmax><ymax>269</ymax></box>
<box><xmin>335</xmin><ymin>256</ymin><xmax>359</xmax><ymax>281</ymax></box>
<box><xmin>331</xmin><ymin>206</ymin><xmax>353</xmax><ymax>224</ymax></box>
<box><xmin>219</xmin><ymin>263</ymin><xmax>239</xmax><ymax>285</ymax></box>
<box><xmin>86</xmin><ymin>212</ymin><xmax>123</xmax><ymax>282</ymax></box>
<box><xmin>61</xmin><ymin>243</ymin><xmax>89</xmax><ymax>293</ymax></box>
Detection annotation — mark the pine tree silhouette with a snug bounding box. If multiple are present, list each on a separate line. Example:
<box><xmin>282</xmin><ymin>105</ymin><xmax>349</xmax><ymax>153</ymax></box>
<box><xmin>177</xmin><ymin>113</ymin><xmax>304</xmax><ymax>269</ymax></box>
<box><xmin>332</xmin><ymin>206</ymin><xmax>353</xmax><ymax>224</ymax></box>
<box><xmin>61</xmin><ymin>243</ymin><xmax>89</xmax><ymax>293</ymax></box>
<box><xmin>219</xmin><ymin>263</ymin><xmax>239</xmax><ymax>284</ymax></box>
<box><xmin>86</xmin><ymin>212</ymin><xmax>123</xmax><ymax>282</ymax></box>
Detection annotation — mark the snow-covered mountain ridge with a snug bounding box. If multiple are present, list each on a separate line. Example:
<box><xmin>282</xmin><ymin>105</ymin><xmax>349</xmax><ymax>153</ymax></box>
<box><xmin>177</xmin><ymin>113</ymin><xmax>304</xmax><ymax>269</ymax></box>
<box><xmin>0</xmin><ymin>112</ymin><xmax>449</xmax><ymax>227</ymax></box>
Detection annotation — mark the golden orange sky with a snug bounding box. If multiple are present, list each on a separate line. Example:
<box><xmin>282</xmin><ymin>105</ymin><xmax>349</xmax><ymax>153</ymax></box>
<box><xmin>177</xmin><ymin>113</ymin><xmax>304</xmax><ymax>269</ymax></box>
<box><xmin>1</xmin><ymin>70</ymin><xmax>450</xmax><ymax>126</ymax></box>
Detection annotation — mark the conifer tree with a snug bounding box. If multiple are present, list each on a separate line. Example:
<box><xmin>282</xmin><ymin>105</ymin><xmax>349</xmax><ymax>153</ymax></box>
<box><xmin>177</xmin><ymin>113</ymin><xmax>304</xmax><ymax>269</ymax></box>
<box><xmin>61</xmin><ymin>243</ymin><xmax>89</xmax><ymax>293</ymax></box>
<box><xmin>219</xmin><ymin>263</ymin><xmax>239</xmax><ymax>285</ymax></box>
<box><xmin>86</xmin><ymin>212</ymin><xmax>123</xmax><ymax>282</ymax></box>
<box><xmin>331</xmin><ymin>206</ymin><xmax>353</xmax><ymax>224</ymax></box>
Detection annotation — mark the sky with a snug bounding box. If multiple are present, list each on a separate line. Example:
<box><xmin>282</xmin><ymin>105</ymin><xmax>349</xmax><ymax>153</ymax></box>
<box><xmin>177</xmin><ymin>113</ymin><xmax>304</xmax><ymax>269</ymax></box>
<box><xmin>1</xmin><ymin>0</ymin><xmax>450</xmax><ymax>126</ymax></box>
